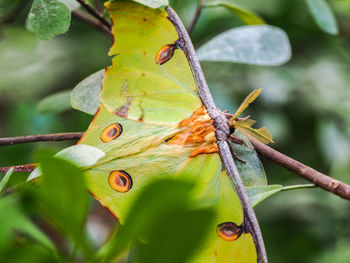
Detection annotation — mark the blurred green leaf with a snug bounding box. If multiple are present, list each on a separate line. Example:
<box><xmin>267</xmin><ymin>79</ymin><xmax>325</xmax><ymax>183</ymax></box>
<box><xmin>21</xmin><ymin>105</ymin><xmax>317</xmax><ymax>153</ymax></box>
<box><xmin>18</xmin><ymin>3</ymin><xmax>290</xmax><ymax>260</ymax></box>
<box><xmin>71</xmin><ymin>69</ymin><xmax>104</xmax><ymax>116</ymax></box>
<box><xmin>316</xmin><ymin>239</ymin><xmax>350</xmax><ymax>263</ymax></box>
<box><xmin>58</xmin><ymin>0</ymin><xmax>80</xmax><ymax>10</ymax></box>
<box><xmin>230</xmin><ymin>133</ymin><xmax>267</xmax><ymax>187</ymax></box>
<box><xmin>28</xmin><ymin>145</ymin><xmax>105</xmax><ymax>180</ymax></box>
<box><xmin>96</xmin><ymin>179</ymin><xmax>215</xmax><ymax>263</ymax></box>
<box><xmin>0</xmin><ymin>27</ymin><xmax>75</xmax><ymax>95</ymax></box>
<box><xmin>0</xmin><ymin>195</ymin><xmax>56</xmax><ymax>253</ymax></box>
<box><xmin>28</xmin><ymin>0</ymin><xmax>71</xmax><ymax>41</ymax></box>
<box><xmin>205</xmin><ymin>0</ymin><xmax>264</xmax><ymax>25</ymax></box>
<box><xmin>197</xmin><ymin>25</ymin><xmax>291</xmax><ymax>66</ymax></box>
<box><xmin>39</xmin><ymin>157</ymin><xmax>91</xmax><ymax>254</ymax></box>
<box><xmin>37</xmin><ymin>90</ymin><xmax>72</xmax><ymax>114</ymax></box>
<box><xmin>0</xmin><ymin>168</ymin><xmax>14</xmax><ymax>193</ymax></box>
<box><xmin>306</xmin><ymin>0</ymin><xmax>338</xmax><ymax>35</ymax></box>
<box><xmin>111</xmin><ymin>0</ymin><xmax>168</xmax><ymax>8</ymax></box>
<box><xmin>247</xmin><ymin>185</ymin><xmax>283</xmax><ymax>207</ymax></box>
<box><xmin>137</xmin><ymin>208</ymin><xmax>214</xmax><ymax>263</ymax></box>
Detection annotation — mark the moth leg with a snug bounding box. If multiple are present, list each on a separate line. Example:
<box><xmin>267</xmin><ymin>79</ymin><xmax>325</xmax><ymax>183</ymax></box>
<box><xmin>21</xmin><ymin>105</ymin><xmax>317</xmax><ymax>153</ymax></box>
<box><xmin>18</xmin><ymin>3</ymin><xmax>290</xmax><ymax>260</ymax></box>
<box><xmin>230</xmin><ymin>135</ymin><xmax>254</xmax><ymax>150</ymax></box>
<box><xmin>228</xmin><ymin>141</ymin><xmax>247</xmax><ymax>164</ymax></box>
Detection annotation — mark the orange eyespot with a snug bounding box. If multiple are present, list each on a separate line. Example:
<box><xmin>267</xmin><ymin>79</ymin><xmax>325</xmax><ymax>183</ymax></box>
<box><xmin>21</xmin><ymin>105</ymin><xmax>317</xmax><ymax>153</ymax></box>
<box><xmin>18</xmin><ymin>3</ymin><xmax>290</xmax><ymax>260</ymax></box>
<box><xmin>155</xmin><ymin>44</ymin><xmax>176</xmax><ymax>65</ymax></box>
<box><xmin>217</xmin><ymin>222</ymin><xmax>243</xmax><ymax>241</ymax></box>
<box><xmin>100</xmin><ymin>123</ymin><xmax>123</xmax><ymax>143</ymax></box>
<box><xmin>108</xmin><ymin>170</ymin><xmax>132</xmax><ymax>193</ymax></box>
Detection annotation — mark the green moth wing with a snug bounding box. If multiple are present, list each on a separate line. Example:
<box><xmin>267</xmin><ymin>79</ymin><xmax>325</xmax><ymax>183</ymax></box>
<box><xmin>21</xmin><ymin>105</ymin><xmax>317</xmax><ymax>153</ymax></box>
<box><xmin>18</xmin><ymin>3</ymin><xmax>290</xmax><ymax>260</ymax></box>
<box><xmin>101</xmin><ymin>1</ymin><xmax>201</xmax><ymax>124</ymax></box>
<box><xmin>79</xmin><ymin>1</ymin><xmax>258</xmax><ymax>262</ymax></box>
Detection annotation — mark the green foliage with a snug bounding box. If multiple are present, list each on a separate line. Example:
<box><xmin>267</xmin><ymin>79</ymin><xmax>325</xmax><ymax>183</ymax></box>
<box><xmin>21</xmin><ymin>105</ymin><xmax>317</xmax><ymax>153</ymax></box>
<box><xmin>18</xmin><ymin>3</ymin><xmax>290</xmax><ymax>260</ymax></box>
<box><xmin>112</xmin><ymin>0</ymin><xmax>169</xmax><ymax>8</ymax></box>
<box><xmin>306</xmin><ymin>0</ymin><xmax>338</xmax><ymax>35</ymax></box>
<box><xmin>37</xmin><ymin>90</ymin><xmax>72</xmax><ymax>114</ymax></box>
<box><xmin>71</xmin><ymin>69</ymin><xmax>104</xmax><ymax>116</ymax></box>
<box><xmin>0</xmin><ymin>0</ymin><xmax>349</xmax><ymax>262</ymax></box>
<box><xmin>0</xmin><ymin>195</ymin><xmax>57</xmax><ymax>261</ymax></box>
<box><xmin>28</xmin><ymin>0</ymin><xmax>71</xmax><ymax>40</ymax></box>
<box><xmin>28</xmin><ymin>145</ymin><xmax>105</xmax><ymax>180</ymax></box>
<box><xmin>39</xmin><ymin>157</ymin><xmax>91</xmax><ymax>254</ymax></box>
<box><xmin>205</xmin><ymin>0</ymin><xmax>264</xmax><ymax>25</ymax></box>
<box><xmin>231</xmin><ymin>133</ymin><xmax>267</xmax><ymax>187</ymax></box>
<box><xmin>0</xmin><ymin>168</ymin><xmax>14</xmax><ymax>193</ymax></box>
<box><xmin>0</xmin><ymin>0</ymin><xmax>21</xmax><ymax>21</ymax></box>
<box><xmin>96</xmin><ymin>179</ymin><xmax>215</xmax><ymax>263</ymax></box>
<box><xmin>197</xmin><ymin>25</ymin><xmax>291</xmax><ymax>66</ymax></box>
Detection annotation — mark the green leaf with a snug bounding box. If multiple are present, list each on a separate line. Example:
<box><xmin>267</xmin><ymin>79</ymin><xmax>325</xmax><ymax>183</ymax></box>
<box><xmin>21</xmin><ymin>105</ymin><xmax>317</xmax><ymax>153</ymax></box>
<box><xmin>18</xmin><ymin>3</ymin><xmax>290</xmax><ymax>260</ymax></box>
<box><xmin>230</xmin><ymin>133</ymin><xmax>267</xmax><ymax>187</ymax></box>
<box><xmin>58</xmin><ymin>0</ymin><xmax>80</xmax><ymax>11</ymax></box>
<box><xmin>247</xmin><ymin>185</ymin><xmax>283</xmax><ymax>207</ymax></box>
<box><xmin>37</xmin><ymin>90</ymin><xmax>72</xmax><ymax>114</ymax></box>
<box><xmin>205</xmin><ymin>0</ymin><xmax>264</xmax><ymax>25</ymax></box>
<box><xmin>306</xmin><ymin>0</ymin><xmax>338</xmax><ymax>35</ymax></box>
<box><xmin>111</xmin><ymin>0</ymin><xmax>169</xmax><ymax>8</ymax></box>
<box><xmin>28</xmin><ymin>0</ymin><xmax>71</xmax><ymax>41</ymax></box>
<box><xmin>39</xmin><ymin>157</ymin><xmax>91</xmax><ymax>254</ymax></box>
<box><xmin>197</xmin><ymin>25</ymin><xmax>291</xmax><ymax>66</ymax></box>
<box><xmin>71</xmin><ymin>69</ymin><xmax>104</xmax><ymax>116</ymax></box>
<box><xmin>247</xmin><ymin>184</ymin><xmax>316</xmax><ymax>207</ymax></box>
<box><xmin>0</xmin><ymin>195</ymin><xmax>56</xmax><ymax>253</ymax></box>
<box><xmin>28</xmin><ymin>144</ymin><xmax>105</xmax><ymax>181</ymax></box>
<box><xmin>96</xmin><ymin>179</ymin><xmax>215</xmax><ymax>262</ymax></box>
<box><xmin>0</xmin><ymin>168</ymin><xmax>14</xmax><ymax>193</ymax></box>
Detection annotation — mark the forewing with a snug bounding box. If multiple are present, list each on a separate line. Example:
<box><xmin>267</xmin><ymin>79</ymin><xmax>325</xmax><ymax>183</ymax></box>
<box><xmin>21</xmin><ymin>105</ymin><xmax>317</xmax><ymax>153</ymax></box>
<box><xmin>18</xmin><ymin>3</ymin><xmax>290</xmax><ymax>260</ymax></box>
<box><xmin>101</xmin><ymin>1</ymin><xmax>201</xmax><ymax>125</ymax></box>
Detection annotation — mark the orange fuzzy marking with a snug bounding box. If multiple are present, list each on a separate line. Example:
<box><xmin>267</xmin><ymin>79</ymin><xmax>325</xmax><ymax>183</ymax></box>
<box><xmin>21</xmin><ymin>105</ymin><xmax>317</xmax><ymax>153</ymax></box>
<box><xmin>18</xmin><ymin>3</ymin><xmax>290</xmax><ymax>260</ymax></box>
<box><xmin>189</xmin><ymin>144</ymin><xmax>219</xmax><ymax>157</ymax></box>
<box><xmin>168</xmin><ymin>106</ymin><xmax>218</xmax><ymax>157</ymax></box>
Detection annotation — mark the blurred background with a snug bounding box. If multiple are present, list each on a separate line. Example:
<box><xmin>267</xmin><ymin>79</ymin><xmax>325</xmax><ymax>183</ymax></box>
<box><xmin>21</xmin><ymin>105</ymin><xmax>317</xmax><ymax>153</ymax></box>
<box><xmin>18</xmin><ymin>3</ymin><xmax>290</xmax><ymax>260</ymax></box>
<box><xmin>1</xmin><ymin>0</ymin><xmax>350</xmax><ymax>262</ymax></box>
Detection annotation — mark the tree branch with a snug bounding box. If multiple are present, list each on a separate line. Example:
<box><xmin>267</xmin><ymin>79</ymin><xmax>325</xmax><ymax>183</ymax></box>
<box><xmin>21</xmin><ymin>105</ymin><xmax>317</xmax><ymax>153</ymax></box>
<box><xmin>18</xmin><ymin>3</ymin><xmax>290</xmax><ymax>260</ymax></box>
<box><xmin>2</xmin><ymin>131</ymin><xmax>350</xmax><ymax>201</ymax></box>
<box><xmin>250</xmin><ymin>139</ymin><xmax>350</xmax><ymax>201</ymax></box>
<box><xmin>76</xmin><ymin>0</ymin><xmax>111</xmax><ymax>29</ymax></box>
<box><xmin>167</xmin><ymin>6</ymin><xmax>267</xmax><ymax>263</ymax></box>
<box><xmin>187</xmin><ymin>0</ymin><xmax>205</xmax><ymax>34</ymax></box>
<box><xmin>0</xmin><ymin>132</ymin><xmax>83</xmax><ymax>146</ymax></box>
<box><xmin>0</xmin><ymin>164</ymin><xmax>36</xmax><ymax>173</ymax></box>
<box><xmin>72</xmin><ymin>10</ymin><xmax>112</xmax><ymax>37</ymax></box>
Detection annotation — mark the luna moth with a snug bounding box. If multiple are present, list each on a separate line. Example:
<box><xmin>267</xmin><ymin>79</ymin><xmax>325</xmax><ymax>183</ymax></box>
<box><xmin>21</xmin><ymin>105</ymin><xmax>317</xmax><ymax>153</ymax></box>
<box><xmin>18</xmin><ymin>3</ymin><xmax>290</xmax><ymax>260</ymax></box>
<box><xmin>79</xmin><ymin>1</ymin><xmax>272</xmax><ymax>262</ymax></box>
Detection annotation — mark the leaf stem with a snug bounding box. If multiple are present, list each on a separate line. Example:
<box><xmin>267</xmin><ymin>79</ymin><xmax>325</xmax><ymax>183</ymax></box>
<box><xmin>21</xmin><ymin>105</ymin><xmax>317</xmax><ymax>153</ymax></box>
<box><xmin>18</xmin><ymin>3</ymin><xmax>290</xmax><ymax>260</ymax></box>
<box><xmin>187</xmin><ymin>0</ymin><xmax>205</xmax><ymax>34</ymax></box>
<box><xmin>281</xmin><ymin>184</ymin><xmax>316</xmax><ymax>191</ymax></box>
<box><xmin>76</xmin><ymin>0</ymin><xmax>111</xmax><ymax>29</ymax></box>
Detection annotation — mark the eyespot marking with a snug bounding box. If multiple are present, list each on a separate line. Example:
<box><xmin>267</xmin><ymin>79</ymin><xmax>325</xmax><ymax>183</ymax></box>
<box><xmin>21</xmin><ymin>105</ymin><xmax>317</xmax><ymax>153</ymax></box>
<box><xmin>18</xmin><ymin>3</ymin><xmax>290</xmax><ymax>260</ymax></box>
<box><xmin>100</xmin><ymin>123</ymin><xmax>123</xmax><ymax>143</ymax></box>
<box><xmin>155</xmin><ymin>44</ymin><xmax>176</xmax><ymax>65</ymax></box>
<box><xmin>217</xmin><ymin>222</ymin><xmax>243</xmax><ymax>241</ymax></box>
<box><xmin>108</xmin><ymin>170</ymin><xmax>132</xmax><ymax>193</ymax></box>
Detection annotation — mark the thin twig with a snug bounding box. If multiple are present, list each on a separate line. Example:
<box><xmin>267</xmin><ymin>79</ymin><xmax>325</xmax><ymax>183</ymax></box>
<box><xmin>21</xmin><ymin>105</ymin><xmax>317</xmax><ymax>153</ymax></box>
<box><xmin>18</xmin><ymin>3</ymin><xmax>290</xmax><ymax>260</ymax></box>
<box><xmin>1</xmin><ymin>133</ymin><xmax>350</xmax><ymax>201</ymax></box>
<box><xmin>0</xmin><ymin>132</ymin><xmax>83</xmax><ymax>146</ymax></box>
<box><xmin>167</xmin><ymin>6</ymin><xmax>268</xmax><ymax>263</ymax></box>
<box><xmin>0</xmin><ymin>164</ymin><xmax>36</xmax><ymax>173</ymax></box>
<box><xmin>94</xmin><ymin>0</ymin><xmax>102</xmax><ymax>12</ymax></box>
<box><xmin>250</xmin><ymin>138</ymin><xmax>350</xmax><ymax>201</ymax></box>
<box><xmin>72</xmin><ymin>10</ymin><xmax>112</xmax><ymax>37</ymax></box>
<box><xmin>76</xmin><ymin>0</ymin><xmax>111</xmax><ymax>29</ymax></box>
<box><xmin>187</xmin><ymin>0</ymin><xmax>205</xmax><ymax>34</ymax></box>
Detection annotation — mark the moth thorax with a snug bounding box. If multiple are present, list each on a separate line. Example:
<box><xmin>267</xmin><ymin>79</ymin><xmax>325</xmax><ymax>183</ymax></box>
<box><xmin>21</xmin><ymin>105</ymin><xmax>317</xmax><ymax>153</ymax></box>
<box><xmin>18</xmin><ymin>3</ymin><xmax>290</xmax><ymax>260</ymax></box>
<box><xmin>167</xmin><ymin>106</ymin><xmax>218</xmax><ymax>157</ymax></box>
